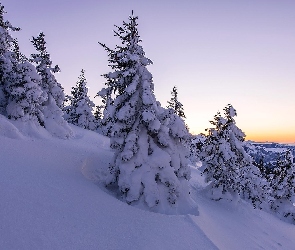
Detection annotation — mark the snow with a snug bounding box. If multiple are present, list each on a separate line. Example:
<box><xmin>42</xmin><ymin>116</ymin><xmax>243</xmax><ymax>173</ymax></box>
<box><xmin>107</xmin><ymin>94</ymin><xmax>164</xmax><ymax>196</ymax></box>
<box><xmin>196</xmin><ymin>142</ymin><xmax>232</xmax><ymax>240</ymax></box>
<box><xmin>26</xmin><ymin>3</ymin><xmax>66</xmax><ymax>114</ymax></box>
<box><xmin>1</xmin><ymin>120</ymin><xmax>295</xmax><ymax>249</ymax></box>
<box><xmin>264</xmin><ymin>147</ymin><xmax>288</xmax><ymax>153</ymax></box>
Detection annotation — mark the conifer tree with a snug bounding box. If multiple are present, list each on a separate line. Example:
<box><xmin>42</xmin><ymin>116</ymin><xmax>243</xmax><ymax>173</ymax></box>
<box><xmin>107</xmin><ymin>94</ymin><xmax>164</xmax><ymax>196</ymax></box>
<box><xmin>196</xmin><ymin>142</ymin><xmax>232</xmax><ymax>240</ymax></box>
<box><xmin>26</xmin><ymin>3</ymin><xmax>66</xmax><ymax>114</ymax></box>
<box><xmin>201</xmin><ymin>104</ymin><xmax>265</xmax><ymax>205</ymax></box>
<box><xmin>96</xmin><ymin>86</ymin><xmax>113</xmax><ymax>136</ymax></box>
<box><xmin>30</xmin><ymin>32</ymin><xmax>72</xmax><ymax>138</ymax></box>
<box><xmin>94</xmin><ymin>105</ymin><xmax>102</xmax><ymax>120</ymax></box>
<box><xmin>93</xmin><ymin>104</ymin><xmax>103</xmax><ymax>132</ymax></box>
<box><xmin>167</xmin><ymin>86</ymin><xmax>186</xmax><ymax>119</ymax></box>
<box><xmin>5</xmin><ymin>40</ymin><xmax>45</xmax><ymax>122</ymax></box>
<box><xmin>31</xmin><ymin>32</ymin><xmax>64</xmax><ymax>108</ymax></box>
<box><xmin>270</xmin><ymin>150</ymin><xmax>295</xmax><ymax>219</ymax></box>
<box><xmin>99</xmin><ymin>13</ymin><xmax>193</xmax><ymax>213</ymax></box>
<box><xmin>64</xmin><ymin>70</ymin><xmax>96</xmax><ymax>130</ymax></box>
<box><xmin>189</xmin><ymin>133</ymin><xmax>205</xmax><ymax>165</ymax></box>
<box><xmin>0</xmin><ymin>3</ymin><xmax>19</xmax><ymax>55</ymax></box>
<box><xmin>201</xmin><ymin>109</ymin><xmax>240</xmax><ymax>200</ymax></box>
<box><xmin>0</xmin><ymin>3</ymin><xmax>20</xmax><ymax>115</ymax></box>
<box><xmin>0</xmin><ymin>5</ymin><xmax>44</xmax><ymax>123</ymax></box>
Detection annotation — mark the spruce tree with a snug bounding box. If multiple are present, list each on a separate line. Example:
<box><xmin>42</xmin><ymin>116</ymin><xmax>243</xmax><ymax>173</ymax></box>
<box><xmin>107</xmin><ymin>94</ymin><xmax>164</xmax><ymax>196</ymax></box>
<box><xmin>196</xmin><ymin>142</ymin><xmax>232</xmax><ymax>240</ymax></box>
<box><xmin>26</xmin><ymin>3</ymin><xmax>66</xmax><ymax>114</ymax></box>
<box><xmin>31</xmin><ymin>32</ymin><xmax>64</xmax><ymax>108</ymax></box>
<box><xmin>0</xmin><ymin>6</ymin><xmax>44</xmax><ymax>123</ymax></box>
<box><xmin>5</xmin><ymin>40</ymin><xmax>45</xmax><ymax>122</ymax></box>
<box><xmin>202</xmin><ymin>104</ymin><xmax>265</xmax><ymax>205</ymax></box>
<box><xmin>201</xmin><ymin>109</ymin><xmax>239</xmax><ymax>200</ymax></box>
<box><xmin>64</xmin><ymin>70</ymin><xmax>96</xmax><ymax>130</ymax></box>
<box><xmin>31</xmin><ymin>32</ymin><xmax>72</xmax><ymax>138</ymax></box>
<box><xmin>94</xmin><ymin>105</ymin><xmax>102</xmax><ymax>120</ymax></box>
<box><xmin>0</xmin><ymin>3</ymin><xmax>20</xmax><ymax>115</ymax></box>
<box><xmin>93</xmin><ymin>104</ymin><xmax>103</xmax><ymax>132</ymax></box>
<box><xmin>167</xmin><ymin>86</ymin><xmax>186</xmax><ymax>119</ymax></box>
<box><xmin>270</xmin><ymin>150</ymin><xmax>295</xmax><ymax>219</ymax></box>
<box><xmin>189</xmin><ymin>133</ymin><xmax>206</xmax><ymax>165</ymax></box>
<box><xmin>99</xmin><ymin>13</ymin><xmax>193</xmax><ymax>213</ymax></box>
<box><xmin>0</xmin><ymin>3</ymin><xmax>19</xmax><ymax>55</ymax></box>
<box><xmin>96</xmin><ymin>86</ymin><xmax>114</xmax><ymax>136</ymax></box>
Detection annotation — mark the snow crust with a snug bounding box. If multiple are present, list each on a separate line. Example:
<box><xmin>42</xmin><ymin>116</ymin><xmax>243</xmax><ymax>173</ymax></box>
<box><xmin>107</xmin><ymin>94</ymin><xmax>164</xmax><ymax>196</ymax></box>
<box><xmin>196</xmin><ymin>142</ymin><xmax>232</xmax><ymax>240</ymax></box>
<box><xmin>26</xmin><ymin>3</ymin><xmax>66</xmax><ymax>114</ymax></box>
<box><xmin>1</xmin><ymin>120</ymin><xmax>295</xmax><ymax>249</ymax></box>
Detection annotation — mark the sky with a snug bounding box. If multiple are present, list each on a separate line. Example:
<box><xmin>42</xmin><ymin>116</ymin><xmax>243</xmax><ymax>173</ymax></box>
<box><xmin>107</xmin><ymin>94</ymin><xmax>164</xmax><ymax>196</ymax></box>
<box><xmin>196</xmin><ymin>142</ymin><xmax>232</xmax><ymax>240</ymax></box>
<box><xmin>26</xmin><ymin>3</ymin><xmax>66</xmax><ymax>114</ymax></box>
<box><xmin>2</xmin><ymin>0</ymin><xmax>295</xmax><ymax>143</ymax></box>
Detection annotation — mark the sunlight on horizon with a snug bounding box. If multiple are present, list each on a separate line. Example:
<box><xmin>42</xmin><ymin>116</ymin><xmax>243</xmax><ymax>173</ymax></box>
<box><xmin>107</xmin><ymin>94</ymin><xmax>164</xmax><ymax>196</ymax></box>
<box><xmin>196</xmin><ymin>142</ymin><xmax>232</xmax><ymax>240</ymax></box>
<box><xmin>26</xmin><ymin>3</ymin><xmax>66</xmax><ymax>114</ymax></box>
<box><xmin>2</xmin><ymin>0</ymin><xmax>294</xmax><ymax>144</ymax></box>
<box><xmin>189</xmin><ymin>123</ymin><xmax>295</xmax><ymax>144</ymax></box>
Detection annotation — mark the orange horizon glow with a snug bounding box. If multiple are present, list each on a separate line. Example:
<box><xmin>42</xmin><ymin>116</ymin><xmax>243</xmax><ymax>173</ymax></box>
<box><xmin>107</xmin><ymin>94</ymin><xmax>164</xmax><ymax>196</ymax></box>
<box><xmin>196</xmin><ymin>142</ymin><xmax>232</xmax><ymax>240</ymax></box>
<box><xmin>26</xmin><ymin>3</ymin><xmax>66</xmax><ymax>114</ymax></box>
<box><xmin>191</xmin><ymin>127</ymin><xmax>295</xmax><ymax>144</ymax></box>
<box><xmin>246</xmin><ymin>132</ymin><xmax>295</xmax><ymax>144</ymax></box>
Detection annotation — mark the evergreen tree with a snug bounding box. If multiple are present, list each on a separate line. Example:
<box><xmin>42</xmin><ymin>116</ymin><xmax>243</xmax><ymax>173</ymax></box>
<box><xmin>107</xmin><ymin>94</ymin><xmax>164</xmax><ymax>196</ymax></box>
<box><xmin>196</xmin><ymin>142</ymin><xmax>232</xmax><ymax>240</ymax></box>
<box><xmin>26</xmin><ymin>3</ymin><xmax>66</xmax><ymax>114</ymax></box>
<box><xmin>188</xmin><ymin>133</ymin><xmax>205</xmax><ymax>165</ymax></box>
<box><xmin>5</xmin><ymin>40</ymin><xmax>45</xmax><ymax>122</ymax></box>
<box><xmin>270</xmin><ymin>150</ymin><xmax>295</xmax><ymax>220</ymax></box>
<box><xmin>94</xmin><ymin>104</ymin><xmax>102</xmax><ymax>120</ymax></box>
<box><xmin>201</xmin><ymin>104</ymin><xmax>266</xmax><ymax>205</ymax></box>
<box><xmin>254</xmin><ymin>156</ymin><xmax>267</xmax><ymax>178</ymax></box>
<box><xmin>31</xmin><ymin>32</ymin><xmax>64</xmax><ymax>108</ymax></box>
<box><xmin>96</xmin><ymin>86</ymin><xmax>113</xmax><ymax>136</ymax></box>
<box><xmin>64</xmin><ymin>70</ymin><xmax>96</xmax><ymax>130</ymax></box>
<box><xmin>0</xmin><ymin>6</ymin><xmax>44</xmax><ymax>123</ymax></box>
<box><xmin>201</xmin><ymin>109</ymin><xmax>239</xmax><ymax>200</ymax></box>
<box><xmin>99</xmin><ymin>13</ymin><xmax>193</xmax><ymax>213</ymax></box>
<box><xmin>30</xmin><ymin>32</ymin><xmax>72</xmax><ymax>138</ymax></box>
<box><xmin>167</xmin><ymin>86</ymin><xmax>186</xmax><ymax>119</ymax></box>
<box><xmin>0</xmin><ymin>3</ymin><xmax>20</xmax><ymax>115</ymax></box>
<box><xmin>93</xmin><ymin>104</ymin><xmax>103</xmax><ymax>132</ymax></box>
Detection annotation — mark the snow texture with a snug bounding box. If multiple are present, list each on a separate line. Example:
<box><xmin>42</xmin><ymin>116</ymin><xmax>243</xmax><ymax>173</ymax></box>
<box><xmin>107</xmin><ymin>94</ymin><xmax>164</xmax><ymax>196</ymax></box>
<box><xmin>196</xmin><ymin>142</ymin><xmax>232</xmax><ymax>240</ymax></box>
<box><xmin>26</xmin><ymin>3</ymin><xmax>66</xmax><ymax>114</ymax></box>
<box><xmin>1</xmin><ymin>119</ymin><xmax>295</xmax><ymax>250</ymax></box>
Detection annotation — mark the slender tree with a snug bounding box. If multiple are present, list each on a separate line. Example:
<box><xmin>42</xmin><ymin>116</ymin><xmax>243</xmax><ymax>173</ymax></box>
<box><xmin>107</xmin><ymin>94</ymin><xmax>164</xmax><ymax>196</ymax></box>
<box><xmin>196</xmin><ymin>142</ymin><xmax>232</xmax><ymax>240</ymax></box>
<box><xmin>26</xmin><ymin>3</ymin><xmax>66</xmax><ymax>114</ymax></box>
<box><xmin>270</xmin><ymin>150</ymin><xmax>295</xmax><ymax>219</ymax></box>
<box><xmin>0</xmin><ymin>3</ymin><xmax>20</xmax><ymax>115</ymax></box>
<box><xmin>31</xmin><ymin>32</ymin><xmax>64</xmax><ymax>108</ymax></box>
<box><xmin>167</xmin><ymin>86</ymin><xmax>186</xmax><ymax>119</ymax></box>
<box><xmin>96</xmin><ymin>86</ymin><xmax>113</xmax><ymax>136</ymax></box>
<box><xmin>93</xmin><ymin>104</ymin><xmax>103</xmax><ymax>132</ymax></box>
<box><xmin>30</xmin><ymin>32</ymin><xmax>72</xmax><ymax>138</ymax></box>
<box><xmin>64</xmin><ymin>70</ymin><xmax>96</xmax><ymax>130</ymax></box>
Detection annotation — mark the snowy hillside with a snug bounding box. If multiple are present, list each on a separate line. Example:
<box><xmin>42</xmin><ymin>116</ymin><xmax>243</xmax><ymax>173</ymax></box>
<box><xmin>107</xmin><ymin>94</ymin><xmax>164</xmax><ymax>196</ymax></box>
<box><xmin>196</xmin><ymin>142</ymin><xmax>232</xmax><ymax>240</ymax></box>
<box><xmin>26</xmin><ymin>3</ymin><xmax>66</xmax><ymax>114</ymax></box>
<box><xmin>1</xmin><ymin>121</ymin><xmax>295</xmax><ymax>250</ymax></box>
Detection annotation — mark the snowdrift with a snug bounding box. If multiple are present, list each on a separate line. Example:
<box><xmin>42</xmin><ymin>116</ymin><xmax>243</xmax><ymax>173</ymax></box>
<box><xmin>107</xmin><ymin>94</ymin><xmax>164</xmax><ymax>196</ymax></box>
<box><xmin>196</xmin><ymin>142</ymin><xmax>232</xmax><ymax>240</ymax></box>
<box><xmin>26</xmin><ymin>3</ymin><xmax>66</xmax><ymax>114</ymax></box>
<box><xmin>1</xmin><ymin>119</ymin><xmax>295</xmax><ymax>250</ymax></box>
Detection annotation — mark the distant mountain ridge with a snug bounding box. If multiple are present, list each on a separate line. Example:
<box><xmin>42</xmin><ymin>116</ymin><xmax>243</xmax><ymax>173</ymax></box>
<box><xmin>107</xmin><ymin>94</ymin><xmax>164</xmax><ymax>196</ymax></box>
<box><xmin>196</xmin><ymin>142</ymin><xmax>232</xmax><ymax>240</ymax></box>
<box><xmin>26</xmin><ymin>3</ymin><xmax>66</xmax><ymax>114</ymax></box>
<box><xmin>245</xmin><ymin>141</ymin><xmax>295</xmax><ymax>167</ymax></box>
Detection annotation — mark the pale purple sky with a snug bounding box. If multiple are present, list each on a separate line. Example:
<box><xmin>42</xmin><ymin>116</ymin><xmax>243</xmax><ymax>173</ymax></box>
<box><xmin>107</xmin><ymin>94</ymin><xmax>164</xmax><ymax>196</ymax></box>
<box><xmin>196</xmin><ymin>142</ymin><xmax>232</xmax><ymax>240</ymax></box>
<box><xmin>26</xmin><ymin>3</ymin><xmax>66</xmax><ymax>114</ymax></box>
<box><xmin>3</xmin><ymin>0</ymin><xmax>295</xmax><ymax>142</ymax></box>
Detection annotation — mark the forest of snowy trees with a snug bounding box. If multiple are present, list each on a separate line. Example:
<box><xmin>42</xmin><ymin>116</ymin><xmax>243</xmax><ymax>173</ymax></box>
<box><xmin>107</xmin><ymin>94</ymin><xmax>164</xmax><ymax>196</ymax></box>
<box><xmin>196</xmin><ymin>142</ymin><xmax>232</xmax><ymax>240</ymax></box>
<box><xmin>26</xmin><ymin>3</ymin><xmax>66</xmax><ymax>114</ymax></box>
<box><xmin>1</xmin><ymin>3</ymin><xmax>294</xmax><ymax>220</ymax></box>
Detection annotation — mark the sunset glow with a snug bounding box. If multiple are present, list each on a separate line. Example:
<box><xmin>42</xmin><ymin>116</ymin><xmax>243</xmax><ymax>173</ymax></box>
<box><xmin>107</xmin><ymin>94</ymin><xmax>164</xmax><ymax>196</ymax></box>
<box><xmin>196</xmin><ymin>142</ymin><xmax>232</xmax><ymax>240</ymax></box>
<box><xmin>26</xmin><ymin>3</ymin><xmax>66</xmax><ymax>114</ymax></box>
<box><xmin>246</xmin><ymin>130</ymin><xmax>295</xmax><ymax>144</ymax></box>
<box><xmin>2</xmin><ymin>0</ymin><xmax>294</xmax><ymax>143</ymax></box>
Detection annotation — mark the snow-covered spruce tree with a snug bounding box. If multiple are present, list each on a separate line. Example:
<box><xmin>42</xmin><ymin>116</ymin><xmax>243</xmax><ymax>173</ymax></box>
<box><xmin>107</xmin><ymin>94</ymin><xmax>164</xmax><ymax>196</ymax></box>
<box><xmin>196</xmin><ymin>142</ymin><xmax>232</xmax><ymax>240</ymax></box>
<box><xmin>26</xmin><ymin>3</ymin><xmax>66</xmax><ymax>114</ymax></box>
<box><xmin>96</xmin><ymin>72</ymin><xmax>115</xmax><ymax>136</ymax></box>
<box><xmin>93</xmin><ymin>104</ymin><xmax>103</xmax><ymax>132</ymax></box>
<box><xmin>188</xmin><ymin>133</ymin><xmax>206</xmax><ymax>165</ymax></box>
<box><xmin>31</xmin><ymin>32</ymin><xmax>72</xmax><ymax>138</ymax></box>
<box><xmin>64</xmin><ymin>70</ymin><xmax>96</xmax><ymax>130</ymax></box>
<box><xmin>5</xmin><ymin>39</ymin><xmax>45</xmax><ymax>123</ymax></box>
<box><xmin>201</xmin><ymin>104</ymin><xmax>267</xmax><ymax>206</ymax></box>
<box><xmin>201</xmin><ymin>109</ymin><xmax>240</xmax><ymax>201</ymax></box>
<box><xmin>167</xmin><ymin>86</ymin><xmax>186</xmax><ymax>119</ymax></box>
<box><xmin>0</xmin><ymin>3</ymin><xmax>20</xmax><ymax>115</ymax></box>
<box><xmin>269</xmin><ymin>150</ymin><xmax>295</xmax><ymax>221</ymax></box>
<box><xmin>166</xmin><ymin>85</ymin><xmax>196</xmax><ymax>165</ymax></box>
<box><xmin>31</xmin><ymin>32</ymin><xmax>64</xmax><ymax>108</ymax></box>
<box><xmin>100</xmin><ymin>13</ymin><xmax>193</xmax><ymax>213</ymax></box>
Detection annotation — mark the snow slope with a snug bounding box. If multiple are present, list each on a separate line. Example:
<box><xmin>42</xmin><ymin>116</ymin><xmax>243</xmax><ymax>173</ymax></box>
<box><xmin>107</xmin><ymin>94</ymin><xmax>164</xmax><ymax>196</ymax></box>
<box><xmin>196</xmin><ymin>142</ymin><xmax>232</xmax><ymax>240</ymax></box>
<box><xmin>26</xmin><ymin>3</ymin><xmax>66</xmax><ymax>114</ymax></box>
<box><xmin>1</xmin><ymin>122</ymin><xmax>295</xmax><ymax>250</ymax></box>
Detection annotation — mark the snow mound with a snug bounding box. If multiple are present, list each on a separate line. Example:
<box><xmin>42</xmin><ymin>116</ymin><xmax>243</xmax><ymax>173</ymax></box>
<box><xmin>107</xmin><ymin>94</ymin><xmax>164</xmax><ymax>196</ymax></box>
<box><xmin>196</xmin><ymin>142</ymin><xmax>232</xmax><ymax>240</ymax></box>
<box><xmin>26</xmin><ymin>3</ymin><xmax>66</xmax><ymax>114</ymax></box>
<box><xmin>0</xmin><ymin>114</ymin><xmax>24</xmax><ymax>139</ymax></box>
<box><xmin>0</xmin><ymin>113</ymin><xmax>73</xmax><ymax>140</ymax></box>
<box><xmin>1</xmin><ymin>124</ymin><xmax>295</xmax><ymax>250</ymax></box>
